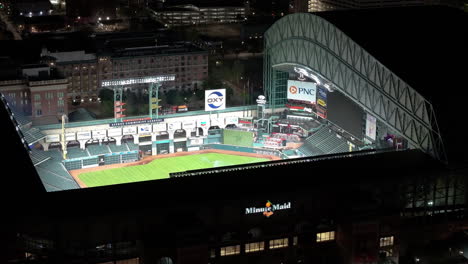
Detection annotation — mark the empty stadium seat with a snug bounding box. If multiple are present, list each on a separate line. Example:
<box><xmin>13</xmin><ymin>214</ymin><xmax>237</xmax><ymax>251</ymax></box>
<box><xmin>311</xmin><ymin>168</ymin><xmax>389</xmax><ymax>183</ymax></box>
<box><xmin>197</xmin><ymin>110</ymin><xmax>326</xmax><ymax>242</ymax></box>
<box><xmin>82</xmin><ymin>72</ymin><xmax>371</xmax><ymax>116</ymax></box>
<box><xmin>108</xmin><ymin>143</ymin><xmax>128</xmax><ymax>153</ymax></box>
<box><xmin>87</xmin><ymin>144</ymin><xmax>111</xmax><ymax>156</ymax></box>
<box><xmin>30</xmin><ymin>149</ymin><xmax>51</xmax><ymax>166</ymax></box>
<box><xmin>36</xmin><ymin>159</ymin><xmax>80</xmax><ymax>191</ymax></box>
<box><xmin>67</xmin><ymin>147</ymin><xmax>90</xmax><ymax>159</ymax></box>
<box><xmin>126</xmin><ymin>142</ymin><xmax>139</xmax><ymax>151</ymax></box>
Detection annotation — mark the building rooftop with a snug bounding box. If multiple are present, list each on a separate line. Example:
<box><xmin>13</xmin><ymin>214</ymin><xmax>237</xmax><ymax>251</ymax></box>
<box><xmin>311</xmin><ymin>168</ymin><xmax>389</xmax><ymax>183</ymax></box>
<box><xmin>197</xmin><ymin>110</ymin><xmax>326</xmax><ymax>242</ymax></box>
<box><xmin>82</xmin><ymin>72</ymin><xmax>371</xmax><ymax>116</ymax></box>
<box><xmin>163</xmin><ymin>0</ymin><xmax>246</xmax><ymax>8</ymax></box>
<box><xmin>110</xmin><ymin>42</ymin><xmax>207</xmax><ymax>58</ymax></box>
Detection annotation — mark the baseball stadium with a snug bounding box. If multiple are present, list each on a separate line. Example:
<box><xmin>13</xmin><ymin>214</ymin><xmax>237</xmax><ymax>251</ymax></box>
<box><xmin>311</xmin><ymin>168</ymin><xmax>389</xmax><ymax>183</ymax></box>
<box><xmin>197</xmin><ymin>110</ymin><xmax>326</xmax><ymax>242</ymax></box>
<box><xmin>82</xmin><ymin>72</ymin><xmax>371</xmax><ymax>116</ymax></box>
<box><xmin>1</xmin><ymin>13</ymin><xmax>446</xmax><ymax>192</ymax></box>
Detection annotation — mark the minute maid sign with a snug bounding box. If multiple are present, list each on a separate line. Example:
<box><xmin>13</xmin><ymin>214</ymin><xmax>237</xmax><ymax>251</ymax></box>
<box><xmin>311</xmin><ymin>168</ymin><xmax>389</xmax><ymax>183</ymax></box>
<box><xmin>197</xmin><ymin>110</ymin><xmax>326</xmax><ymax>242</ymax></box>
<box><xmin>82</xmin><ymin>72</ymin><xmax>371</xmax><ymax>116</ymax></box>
<box><xmin>245</xmin><ymin>200</ymin><xmax>292</xmax><ymax>218</ymax></box>
<box><xmin>205</xmin><ymin>89</ymin><xmax>226</xmax><ymax>111</ymax></box>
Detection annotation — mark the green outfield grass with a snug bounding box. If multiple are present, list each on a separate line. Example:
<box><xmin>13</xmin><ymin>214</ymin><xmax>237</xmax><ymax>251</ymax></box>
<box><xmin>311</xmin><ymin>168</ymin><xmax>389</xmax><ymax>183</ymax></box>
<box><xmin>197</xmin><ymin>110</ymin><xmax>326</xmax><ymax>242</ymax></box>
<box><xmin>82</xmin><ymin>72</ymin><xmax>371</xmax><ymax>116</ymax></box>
<box><xmin>79</xmin><ymin>153</ymin><xmax>269</xmax><ymax>187</ymax></box>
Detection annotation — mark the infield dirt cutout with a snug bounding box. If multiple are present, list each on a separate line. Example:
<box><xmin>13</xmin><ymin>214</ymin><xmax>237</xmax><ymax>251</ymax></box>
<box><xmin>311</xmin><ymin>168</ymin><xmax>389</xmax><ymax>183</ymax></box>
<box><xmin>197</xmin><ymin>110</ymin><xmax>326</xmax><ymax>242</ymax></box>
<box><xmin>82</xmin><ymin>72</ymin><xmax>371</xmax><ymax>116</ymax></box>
<box><xmin>69</xmin><ymin>149</ymin><xmax>280</xmax><ymax>188</ymax></box>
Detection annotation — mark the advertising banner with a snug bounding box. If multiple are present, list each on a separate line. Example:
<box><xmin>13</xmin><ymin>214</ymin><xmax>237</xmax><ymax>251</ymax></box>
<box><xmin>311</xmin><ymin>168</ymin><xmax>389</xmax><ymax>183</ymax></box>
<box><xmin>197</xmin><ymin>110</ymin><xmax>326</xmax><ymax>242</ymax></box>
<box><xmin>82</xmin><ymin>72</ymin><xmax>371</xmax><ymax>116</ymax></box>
<box><xmin>77</xmin><ymin>131</ymin><xmax>92</xmax><ymax>140</ymax></box>
<box><xmin>318</xmin><ymin>87</ymin><xmax>327</xmax><ymax>99</ymax></box>
<box><xmin>317</xmin><ymin>98</ymin><xmax>327</xmax><ymax>107</ymax></box>
<box><xmin>107</xmin><ymin>128</ymin><xmax>122</xmax><ymax>137</ymax></box>
<box><xmin>153</xmin><ymin>123</ymin><xmax>167</xmax><ymax>132</ymax></box>
<box><xmin>65</xmin><ymin>133</ymin><xmax>76</xmax><ymax>141</ymax></box>
<box><xmin>210</xmin><ymin>117</ymin><xmax>224</xmax><ymax>127</ymax></box>
<box><xmin>138</xmin><ymin>125</ymin><xmax>152</xmax><ymax>134</ymax></box>
<box><xmin>316</xmin><ymin>106</ymin><xmax>327</xmax><ymax>119</ymax></box>
<box><xmin>205</xmin><ymin>89</ymin><xmax>226</xmax><ymax>111</ymax></box>
<box><xmin>167</xmin><ymin>122</ymin><xmax>182</xmax><ymax>130</ymax></box>
<box><xmin>92</xmin><ymin>130</ymin><xmax>107</xmax><ymax>139</ymax></box>
<box><xmin>45</xmin><ymin>134</ymin><xmax>60</xmax><ymax>143</ymax></box>
<box><xmin>365</xmin><ymin>113</ymin><xmax>377</xmax><ymax>141</ymax></box>
<box><xmin>182</xmin><ymin>121</ymin><xmax>196</xmax><ymax>130</ymax></box>
<box><xmin>287</xmin><ymin>80</ymin><xmax>316</xmax><ymax>103</ymax></box>
<box><xmin>122</xmin><ymin>126</ymin><xmax>137</xmax><ymax>135</ymax></box>
<box><xmin>190</xmin><ymin>137</ymin><xmax>204</xmax><ymax>145</ymax></box>
<box><xmin>109</xmin><ymin>118</ymin><xmax>164</xmax><ymax>128</ymax></box>
<box><xmin>286</xmin><ymin>104</ymin><xmax>304</xmax><ymax>111</ymax></box>
<box><xmin>197</xmin><ymin>119</ymin><xmax>210</xmax><ymax>128</ymax></box>
<box><xmin>225</xmin><ymin>116</ymin><xmax>239</xmax><ymax>125</ymax></box>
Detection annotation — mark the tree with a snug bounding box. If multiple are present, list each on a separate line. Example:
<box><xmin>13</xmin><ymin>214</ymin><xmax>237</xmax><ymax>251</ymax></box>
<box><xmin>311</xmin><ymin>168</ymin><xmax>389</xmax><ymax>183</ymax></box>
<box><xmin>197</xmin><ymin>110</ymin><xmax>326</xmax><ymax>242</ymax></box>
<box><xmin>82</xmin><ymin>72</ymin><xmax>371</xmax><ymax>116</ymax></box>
<box><xmin>195</xmin><ymin>89</ymin><xmax>205</xmax><ymax>100</ymax></box>
<box><xmin>202</xmin><ymin>76</ymin><xmax>223</xmax><ymax>91</ymax></box>
<box><xmin>124</xmin><ymin>90</ymin><xmax>139</xmax><ymax>116</ymax></box>
<box><xmin>165</xmin><ymin>90</ymin><xmax>185</xmax><ymax>106</ymax></box>
<box><xmin>231</xmin><ymin>60</ymin><xmax>245</xmax><ymax>86</ymax></box>
<box><xmin>99</xmin><ymin>88</ymin><xmax>114</xmax><ymax>102</ymax></box>
<box><xmin>98</xmin><ymin>88</ymin><xmax>115</xmax><ymax>118</ymax></box>
<box><xmin>100</xmin><ymin>100</ymin><xmax>114</xmax><ymax>118</ymax></box>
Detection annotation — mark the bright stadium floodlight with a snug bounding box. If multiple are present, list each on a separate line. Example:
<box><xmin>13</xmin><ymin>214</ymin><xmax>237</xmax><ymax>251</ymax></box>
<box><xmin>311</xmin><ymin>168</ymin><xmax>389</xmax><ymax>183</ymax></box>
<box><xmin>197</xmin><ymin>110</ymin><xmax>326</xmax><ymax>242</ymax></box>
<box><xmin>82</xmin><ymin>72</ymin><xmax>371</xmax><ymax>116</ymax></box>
<box><xmin>293</xmin><ymin>66</ymin><xmax>321</xmax><ymax>85</ymax></box>
<box><xmin>101</xmin><ymin>75</ymin><xmax>176</xmax><ymax>87</ymax></box>
<box><xmin>323</xmin><ymin>83</ymin><xmax>334</xmax><ymax>92</ymax></box>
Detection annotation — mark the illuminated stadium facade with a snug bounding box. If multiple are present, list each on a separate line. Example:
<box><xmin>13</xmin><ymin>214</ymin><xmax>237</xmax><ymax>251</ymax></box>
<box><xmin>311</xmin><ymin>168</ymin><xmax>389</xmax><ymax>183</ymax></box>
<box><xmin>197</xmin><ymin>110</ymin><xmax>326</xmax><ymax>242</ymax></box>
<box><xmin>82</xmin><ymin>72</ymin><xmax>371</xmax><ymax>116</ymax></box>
<box><xmin>1</xmin><ymin>7</ymin><xmax>466</xmax><ymax>264</ymax></box>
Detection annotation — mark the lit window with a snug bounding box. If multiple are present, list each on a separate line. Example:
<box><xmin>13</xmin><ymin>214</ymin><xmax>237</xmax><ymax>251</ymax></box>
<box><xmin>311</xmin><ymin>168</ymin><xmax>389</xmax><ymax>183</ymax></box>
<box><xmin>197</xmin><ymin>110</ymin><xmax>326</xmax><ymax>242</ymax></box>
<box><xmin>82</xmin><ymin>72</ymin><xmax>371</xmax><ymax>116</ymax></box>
<box><xmin>379</xmin><ymin>236</ymin><xmax>394</xmax><ymax>247</ymax></box>
<box><xmin>316</xmin><ymin>231</ymin><xmax>335</xmax><ymax>242</ymax></box>
<box><xmin>245</xmin><ymin>241</ymin><xmax>264</xmax><ymax>253</ymax></box>
<box><xmin>269</xmin><ymin>238</ymin><xmax>288</xmax><ymax>249</ymax></box>
<box><xmin>210</xmin><ymin>248</ymin><xmax>216</xmax><ymax>258</ymax></box>
<box><xmin>220</xmin><ymin>245</ymin><xmax>240</xmax><ymax>256</ymax></box>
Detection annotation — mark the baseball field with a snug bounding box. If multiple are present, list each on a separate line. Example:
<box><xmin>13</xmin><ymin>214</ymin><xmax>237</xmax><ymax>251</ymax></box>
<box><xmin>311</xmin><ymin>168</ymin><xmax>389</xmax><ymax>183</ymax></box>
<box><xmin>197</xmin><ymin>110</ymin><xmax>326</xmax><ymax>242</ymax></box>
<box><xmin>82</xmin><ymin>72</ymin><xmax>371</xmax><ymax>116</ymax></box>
<box><xmin>76</xmin><ymin>152</ymin><xmax>271</xmax><ymax>188</ymax></box>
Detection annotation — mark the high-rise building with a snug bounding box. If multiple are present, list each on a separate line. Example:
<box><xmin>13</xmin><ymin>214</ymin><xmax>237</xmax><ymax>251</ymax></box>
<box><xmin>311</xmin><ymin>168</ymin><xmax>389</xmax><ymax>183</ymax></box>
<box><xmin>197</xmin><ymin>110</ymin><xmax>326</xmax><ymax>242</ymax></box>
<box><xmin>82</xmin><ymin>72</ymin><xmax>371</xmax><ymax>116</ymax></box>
<box><xmin>289</xmin><ymin>0</ymin><xmax>461</xmax><ymax>12</ymax></box>
<box><xmin>34</xmin><ymin>32</ymin><xmax>209</xmax><ymax>103</ymax></box>
<box><xmin>0</xmin><ymin>64</ymin><xmax>68</xmax><ymax>124</ymax></box>
<box><xmin>66</xmin><ymin>0</ymin><xmax>116</xmax><ymax>20</ymax></box>
<box><xmin>152</xmin><ymin>3</ymin><xmax>247</xmax><ymax>26</ymax></box>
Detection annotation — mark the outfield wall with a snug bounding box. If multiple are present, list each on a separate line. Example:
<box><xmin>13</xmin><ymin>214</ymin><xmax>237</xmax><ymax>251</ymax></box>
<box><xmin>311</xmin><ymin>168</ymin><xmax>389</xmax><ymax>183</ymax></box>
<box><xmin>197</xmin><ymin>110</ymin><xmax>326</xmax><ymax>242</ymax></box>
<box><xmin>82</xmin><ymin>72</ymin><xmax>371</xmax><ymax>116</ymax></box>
<box><xmin>203</xmin><ymin>144</ymin><xmax>286</xmax><ymax>159</ymax></box>
<box><xmin>63</xmin><ymin>151</ymin><xmax>139</xmax><ymax>171</ymax></box>
<box><xmin>222</xmin><ymin>129</ymin><xmax>254</xmax><ymax>147</ymax></box>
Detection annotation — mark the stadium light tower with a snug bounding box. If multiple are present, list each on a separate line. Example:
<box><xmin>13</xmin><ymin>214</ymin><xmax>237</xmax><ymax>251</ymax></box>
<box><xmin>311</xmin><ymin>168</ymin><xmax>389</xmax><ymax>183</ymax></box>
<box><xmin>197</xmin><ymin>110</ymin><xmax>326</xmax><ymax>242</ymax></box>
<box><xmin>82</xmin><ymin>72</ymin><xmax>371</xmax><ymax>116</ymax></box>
<box><xmin>113</xmin><ymin>87</ymin><xmax>125</xmax><ymax>122</ymax></box>
<box><xmin>149</xmin><ymin>82</ymin><xmax>162</xmax><ymax>119</ymax></box>
<box><xmin>100</xmin><ymin>75</ymin><xmax>175</xmax><ymax>121</ymax></box>
<box><xmin>61</xmin><ymin>114</ymin><xmax>68</xmax><ymax>160</ymax></box>
<box><xmin>255</xmin><ymin>95</ymin><xmax>273</xmax><ymax>134</ymax></box>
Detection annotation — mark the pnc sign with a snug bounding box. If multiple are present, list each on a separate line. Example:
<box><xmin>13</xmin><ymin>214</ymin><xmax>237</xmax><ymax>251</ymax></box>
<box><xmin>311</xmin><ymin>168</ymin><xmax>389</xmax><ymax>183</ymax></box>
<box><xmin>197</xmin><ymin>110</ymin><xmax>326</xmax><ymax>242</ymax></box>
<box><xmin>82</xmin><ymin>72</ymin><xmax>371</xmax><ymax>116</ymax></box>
<box><xmin>245</xmin><ymin>200</ymin><xmax>292</xmax><ymax>218</ymax></box>
<box><xmin>289</xmin><ymin>86</ymin><xmax>298</xmax><ymax>94</ymax></box>
<box><xmin>287</xmin><ymin>80</ymin><xmax>317</xmax><ymax>103</ymax></box>
<box><xmin>205</xmin><ymin>89</ymin><xmax>226</xmax><ymax>111</ymax></box>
